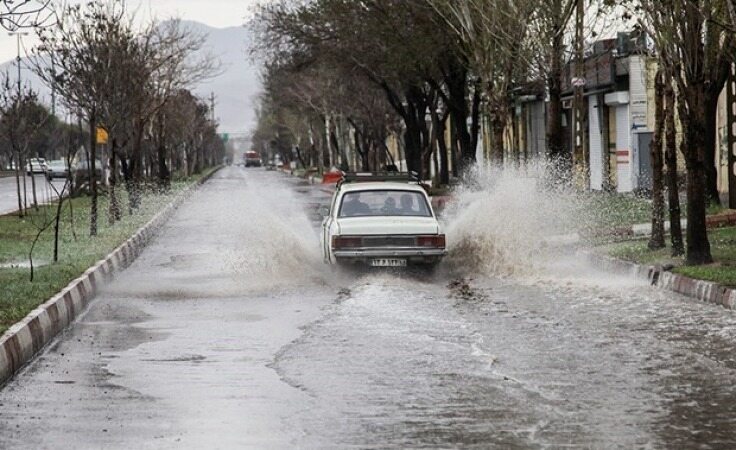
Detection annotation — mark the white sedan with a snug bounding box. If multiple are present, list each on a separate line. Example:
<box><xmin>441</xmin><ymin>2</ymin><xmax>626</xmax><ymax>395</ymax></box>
<box><xmin>321</xmin><ymin>175</ymin><xmax>446</xmax><ymax>268</ymax></box>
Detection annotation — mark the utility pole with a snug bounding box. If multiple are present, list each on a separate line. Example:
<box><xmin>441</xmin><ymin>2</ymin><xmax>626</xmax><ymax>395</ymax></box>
<box><xmin>210</xmin><ymin>92</ymin><xmax>216</xmax><ymax>123</ymax></box>
<box><xmin>8</xmin><ymin>32</ymin><xmax>29</xmax><ymax>94</ymax></box>
<box><xmin>50</xmin><ymin>56</ymin><xmax>56</xmax><ymax>116</ymax></box>
<box><xmin>9</xmin><ymin>31</ymin><xmax>30</xmax><ymax>211</ymax></box>
<box><xmin>572</xmin><ymin>0</ymin><xmax>587</xmax><ymax>188</ymax></box>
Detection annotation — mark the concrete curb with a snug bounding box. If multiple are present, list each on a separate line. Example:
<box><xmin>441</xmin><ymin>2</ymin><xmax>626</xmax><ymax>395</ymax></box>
<box><xmin>0</xmin><ymin>167</ymin><xmax>221</xmax><ymax>387</ymax></box>
<box><xmin>580</xmin><ymin>251</ymin><xmax>736</xmax><ymax>310</ymax></box>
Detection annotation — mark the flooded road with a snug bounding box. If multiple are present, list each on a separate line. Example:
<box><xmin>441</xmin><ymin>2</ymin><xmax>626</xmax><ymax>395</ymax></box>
<box><xmin>2</xmin><ymin>166</ymin><xmax>736</xmax><ymax>448</ymax></box>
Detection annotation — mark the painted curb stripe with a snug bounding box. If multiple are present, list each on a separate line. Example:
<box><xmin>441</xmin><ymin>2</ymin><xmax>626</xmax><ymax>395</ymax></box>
<box><xmin>581</xmin><ymin>251</ymin><xmax>736</xmax><ymax>311</ymax></box>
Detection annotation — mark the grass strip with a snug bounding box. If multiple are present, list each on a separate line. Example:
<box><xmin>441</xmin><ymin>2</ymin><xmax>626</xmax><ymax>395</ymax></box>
<box><xmin>604</xmin><ymin>226</ymin><xmax>736</xmax><ymax>287</ymax></box>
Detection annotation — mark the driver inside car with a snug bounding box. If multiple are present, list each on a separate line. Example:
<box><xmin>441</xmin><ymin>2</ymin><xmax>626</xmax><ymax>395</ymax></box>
<box><xmin>342</xmin><ymin>193</ymin><xmax>371</xmax><ymax>216</ymax></box>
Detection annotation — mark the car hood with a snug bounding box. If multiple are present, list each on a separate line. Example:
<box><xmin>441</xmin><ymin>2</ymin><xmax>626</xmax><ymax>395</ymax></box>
<box><xmin>336</xmin><ymin>216</ymin><xmax>440</xmax><ymax>236</ymax></box>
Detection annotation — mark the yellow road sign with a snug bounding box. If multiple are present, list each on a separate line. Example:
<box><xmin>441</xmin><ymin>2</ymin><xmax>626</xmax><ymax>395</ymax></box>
<box><xmin>96</xmin><ymin>127</ymin><xmax>108</xmax><ymax>145</ymax></box>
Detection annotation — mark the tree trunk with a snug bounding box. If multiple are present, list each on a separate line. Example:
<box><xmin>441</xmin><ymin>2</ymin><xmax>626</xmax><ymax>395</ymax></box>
<box><xmin>468</xmin><ymin>81</ymin><xmax>481</xmax><ymax>164</ymax></box>
<box><xmin>108</xmin><ymin>141</ymin><xmax>121</xmax><ymax>224</ymax></box>
<box><xmin>88</xmin><ymin>110</ymin><xmax>98</xmax><ymax>237</ymax></box>
<box><xmin>53</xmin><ymin>185</ymin><xmax>66</xmax><ymax>262</ymax></box>
<box><xmin>679</xmin><ymin>86</ymin><xmax>713</xmax><ymax>265</ymax></box>
<box><xmin>450</xmin><ymin>119</ymin><xmax>459</xmax><ymax>177</ymax></box>
<box><xmin>648</xmin><ymin>70</ymin><xmax>666</xmax><ymax>250</ymax></box>
<box><xmin>703</xmin><ymin>86</ymin><xmax>722</xmax><ymax>206</ymax></box>
<box><xmin>157</xmin><ymin>140</ymin><xmax>170</xmax><ymax>191</ymax></box>
<box><xmin>13</xmin><ymin>152</ymin><xmax>23</xmax><ymax>217</ymax></box>
<box><xmin>401</xmin><ymin>88</ymin><xmax>427</xmax><ymax>175</ymax></box>
<box><xmin>664</xmin><ymin>74</ymin><xmax>684</xmax><ymax>256</ymax></box>
<box><xmin>546</xmin><ymin>31</ymin><xmax>567</xmax><ymax>169</ymax></box>
<box><xmin>127</xmin><ymin>126</ymin><xmax>145</xmax><ymax>210</ymax></box>
<box><xmin>330</xmin><ymin>129</ymin><xmax>348</xmax><ymax>172</ymax></box>
<box><xmin>444</xmin><ymin>64</ymin><xmax>475</xmax><ymax>173</ymax></box>
<box><xmin>434</xmin><ymin>110</ymin><xmax>450</xmax><ymax>186</ymax></box>
<box><xmin>490</xmin><ymin>114</ymin><xmax>506</xmax><ymax>166</ymax></box>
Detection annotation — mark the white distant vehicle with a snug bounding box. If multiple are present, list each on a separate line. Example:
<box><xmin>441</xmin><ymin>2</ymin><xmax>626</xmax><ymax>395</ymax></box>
<box><xmin>26</xmin><ymin>158</ymin><xmax>47</xmax><ymax>175</ymax></box>
<box><xmin>46</xmin><ymin>160</ymin><xmax>70</xmax><ymax>180</ymax></box>
<box><xmin>321</xmin><ymin>173</ymin><xmax>446</xmax><ymax>268</ymax></box>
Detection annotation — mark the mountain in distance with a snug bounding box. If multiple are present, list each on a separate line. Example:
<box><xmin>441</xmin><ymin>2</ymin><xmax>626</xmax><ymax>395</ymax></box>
<box><xmin>0</xmin><ymin>20</ymin><xmax>261</xmax><ymax>137</ymax></box>
<box><xmin>183</xmin><ymin>20</ymin><xmax>262</xmax><ymax>136</ymax></box>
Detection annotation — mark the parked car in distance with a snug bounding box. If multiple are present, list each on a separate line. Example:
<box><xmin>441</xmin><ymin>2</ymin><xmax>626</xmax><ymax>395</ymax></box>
<box><xmin>244</xmin><ymin>151</ymin><xmax>262</xmax><ymax>167</ymax></box>
<box><xmin>26</xmin><ymin>158</ymin><xmax>47</xmax><ymax>175</ymax></box>
<box><xmin>46</xmin><ymin>160</ymin><xmax>70</xmax><ymax>180</ymax></box>
<box><xmin>321</xmin><ymin>172</ymin><xmax>446</xmax><ymax>268</ymax></box>
<box><xmin>70</xmin><ymin>158</ymin><xmax>104</xmax><ymax>192</ymax></box>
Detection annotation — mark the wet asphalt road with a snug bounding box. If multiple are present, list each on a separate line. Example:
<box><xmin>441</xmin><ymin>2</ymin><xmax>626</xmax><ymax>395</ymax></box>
<box><xmin>0</xmin><ymin>174</ymin><xmax>66</xmax><ymax>216</ymax></box>
<box><xmin>2</xmin><ymin>166</ymin><xmax>736</xmax><ymax>448</ymax></box>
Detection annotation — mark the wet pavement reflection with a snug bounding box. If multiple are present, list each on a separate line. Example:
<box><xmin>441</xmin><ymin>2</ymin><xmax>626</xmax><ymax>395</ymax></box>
<box><xmin>1</xmin><ymin>166</ymin><xmax>736</xmax><ymax>448</ymax></box>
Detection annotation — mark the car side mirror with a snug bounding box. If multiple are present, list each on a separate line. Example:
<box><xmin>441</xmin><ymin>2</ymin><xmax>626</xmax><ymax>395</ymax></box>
<box><xmin>318</xmin><ymin>205</ymin><xmax>330</xmax><ymax>218</ymax></box>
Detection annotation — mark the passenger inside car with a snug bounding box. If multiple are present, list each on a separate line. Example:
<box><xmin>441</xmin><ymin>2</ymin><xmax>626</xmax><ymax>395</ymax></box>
<box><xmin>382</xmin><ymin>197</ymin><xmax>400</xmax><ymax>214</ymax></box>
<box><xmin>400</xmin><ymin>194</ymin><xmax>416</xmax><ymax>214</ymax></box>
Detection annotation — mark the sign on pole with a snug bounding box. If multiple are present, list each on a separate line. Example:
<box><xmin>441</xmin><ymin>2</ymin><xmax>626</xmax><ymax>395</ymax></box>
<box><xmin>571</xmin><ymin>77</ymin><xmax>587</xmax><ymax>88</ymax></box>
<box><xmin>96</xmin><ymin>127</ymin><xmax>108</xmax><ymax>145</ymax></box>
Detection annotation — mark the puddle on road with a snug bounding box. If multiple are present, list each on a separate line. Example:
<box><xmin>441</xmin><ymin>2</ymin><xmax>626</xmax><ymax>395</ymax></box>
<box><xmin>0</xmin><ymin>259</ymin><xmax>49</xmax><ymax>269</ymax></box>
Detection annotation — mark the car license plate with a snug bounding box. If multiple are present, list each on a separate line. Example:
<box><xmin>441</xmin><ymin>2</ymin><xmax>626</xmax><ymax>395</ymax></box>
<box><xmin>370</xmin><ymin>258</ymin><xmax>407</xmax><ymax>267</ymax></box>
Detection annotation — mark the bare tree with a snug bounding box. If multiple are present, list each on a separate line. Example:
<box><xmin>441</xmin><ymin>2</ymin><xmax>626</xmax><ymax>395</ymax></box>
<box><xmin>33</xmin><ymin>1</ymin><xmax>218</xmax><ymax>228</ymax></box>
<box><xmin>648</xmin><ymin>68</ymin><xmax>665</xmax><ymax>250</ymax></box>
<box><xmin>0</xmin><ymin>0</ymin><xmax>52</xmax><ymax>31</ymax></box>
<box><xmin>633</xmin><ymin>0</ymin><xmax>725</xmax><ymax>265</ymax></box>
<box><xmin>0</xmin><ymin>78</ymin><xmax>50</xmax><ymax>218</ymax></box>
<box><xmin>429</xmin><ymin>0</ymin><xmax>532</xmax><ymax>165</ymax></box>
<box><xmin>252</xmin><ymin>0</ymin><xmax>472</xmax><ymax>178</ymax></box>
<box><xmin>33</xmin><ymin>0</ymin><xmax>119</xmax><ymax>236</ymax></box>
<box><xmin>663</xmin><ymin>70</ymin><xmax>684</xmax><ymax>256</ymax></box>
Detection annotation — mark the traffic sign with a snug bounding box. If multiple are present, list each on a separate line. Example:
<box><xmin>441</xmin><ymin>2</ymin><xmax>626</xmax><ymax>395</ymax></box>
<box><xmin>96</xmin><ymin>127</ymin><xmax>108</xmax><ymax>145</ymax></box>
<box><xmin>571</xmin><ymin>77</ymin><xmax>586</xmax><ymax>87</ymax></box>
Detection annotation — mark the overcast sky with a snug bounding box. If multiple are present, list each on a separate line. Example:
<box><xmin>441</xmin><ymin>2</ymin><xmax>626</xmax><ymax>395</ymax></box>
<box><xmin>0</xmin><ymin>0</ymin><xmax>261</xmax><ymax>62</ymax></box>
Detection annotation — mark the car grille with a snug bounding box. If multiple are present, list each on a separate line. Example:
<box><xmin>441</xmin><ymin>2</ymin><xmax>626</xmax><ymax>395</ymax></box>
<box><xmin>361</xmin><ymin>236</ymin><xmax>416</xmax><ymax>247</ymax></box>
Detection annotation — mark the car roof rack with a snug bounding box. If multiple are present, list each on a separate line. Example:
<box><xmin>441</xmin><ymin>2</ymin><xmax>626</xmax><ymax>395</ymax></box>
<box><xmin>340</xmin><ymin>171</ymin><xmax>420</xmax><ymax>184</ymax></box>
<box><xmin>337</xmin><ymin>171</ymin><xmax>430</xmax><ymax>192</ymax></box>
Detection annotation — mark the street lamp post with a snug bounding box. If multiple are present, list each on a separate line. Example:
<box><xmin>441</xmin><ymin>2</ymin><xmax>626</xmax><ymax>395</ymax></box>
<box><xmin>9</xmin><ymin>31</ymin><xmax>32</xmax><ymax>210</ymax></box>
<box><xmin>8</xmin><ymin>32</ymin><xmax>30</xmax><ymax>94</ymax></box>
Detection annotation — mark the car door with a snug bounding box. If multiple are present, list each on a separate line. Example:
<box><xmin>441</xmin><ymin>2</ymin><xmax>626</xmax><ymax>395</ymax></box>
<box><xmin>321</xmin><ymin>191</ymin><xmax>339</xmax><ymax>263</ymax></box>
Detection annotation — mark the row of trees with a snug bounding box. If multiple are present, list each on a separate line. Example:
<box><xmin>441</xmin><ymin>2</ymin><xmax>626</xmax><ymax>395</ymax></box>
<box><xmin>251</xmin><ymin>0</ymin><xmax>736</xmax><ymax>266</ymax></box>
<box><xmin>251</xmin><ymin>0</ymin><xmax>599</xmax><ymax>179</ymax></box>
<box><xmin>0</xmin><ymin>80</ymin><xmax>86</xmax><ymax>218</ymax></box>
<box><xmin>0</xmin><ymin>0</ymin><xmax>225</xmax><ymax>238</ymax></box>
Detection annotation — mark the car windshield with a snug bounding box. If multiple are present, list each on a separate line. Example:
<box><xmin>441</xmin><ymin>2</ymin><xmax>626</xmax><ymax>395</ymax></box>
<box><xmin>338</xmin><ymin>190</ymin><xmax>431</xmax><ymax>218</ymax></box>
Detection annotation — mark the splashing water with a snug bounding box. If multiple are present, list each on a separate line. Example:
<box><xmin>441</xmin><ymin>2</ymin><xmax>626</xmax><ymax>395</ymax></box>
<box><xmin>442</xmin><ymin>162</ymin><xmax>607</xmax><ymax>281</ymax></box>
<box><xmin>216</xmin><ymin>172</ymin><xmax>332</xmax><ymax>292</ymax></box>
<box><xmin>105</xmin><ymin>169</ymin><xmax>337</xmax><ymax>300</ymax></box>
